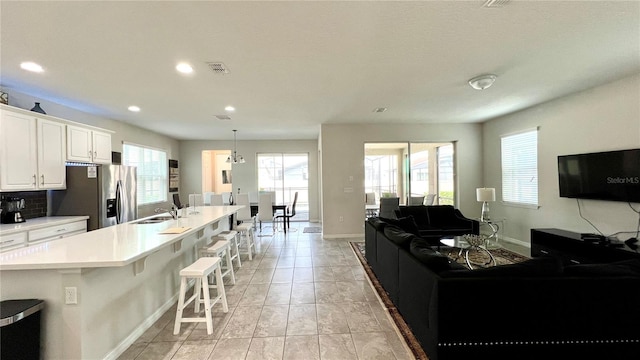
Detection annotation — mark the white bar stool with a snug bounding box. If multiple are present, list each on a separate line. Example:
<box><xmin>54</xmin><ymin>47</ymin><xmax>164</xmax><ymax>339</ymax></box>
<box><xmin>199</xmin><ymin>239</ymin><xmax>236</xmax><ymax>285</ymax></box>
<box><xmin>173</xmin><ymin>257</ymin><xmax>229</xmax><ymax>335</ymax></box>
<box><xmin>236</xmin><ymin>222</ymin><xmax>255</xmax><ymax>261</ymax></box>
<box><xmin>215</xmin><ymin>230</ymin><xmax>241</xmax><ymax>268</ymax></box>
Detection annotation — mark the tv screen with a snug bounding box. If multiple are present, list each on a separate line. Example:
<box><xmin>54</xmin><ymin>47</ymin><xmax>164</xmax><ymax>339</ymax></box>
<box><xmin>558</xmin><ymin>149</ymin><xmax>640</xmax><ymax>203</ymax></box>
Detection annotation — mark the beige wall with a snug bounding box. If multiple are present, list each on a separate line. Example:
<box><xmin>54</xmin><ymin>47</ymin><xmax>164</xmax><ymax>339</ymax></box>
<box><xmin>482</xmin><ymin>74</ymin><xmax>640</xmax><ymax>245</ymax></box>
<box><xmin>320</xmin><ymin>123</ymin><xmax>483</xmax><ymax>238</ymax></box>
<box><xmin>179</xmin><ymin>139</ymin><xmax>320</xmax><ymax>221</ymax></box>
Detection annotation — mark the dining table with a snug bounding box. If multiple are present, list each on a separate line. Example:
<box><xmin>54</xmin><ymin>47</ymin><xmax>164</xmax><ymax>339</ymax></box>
<box><xmin>249</xmin><ymin>203</ymin><xmax>289</xmax><ymax>232</ymax></box>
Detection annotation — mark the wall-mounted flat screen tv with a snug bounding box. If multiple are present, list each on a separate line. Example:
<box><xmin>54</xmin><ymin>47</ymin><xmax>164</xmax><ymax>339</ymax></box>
<box><xmin>558</xmin><ymin>148</ymin><xmax>640</xmax><ymax>203</ymax></box>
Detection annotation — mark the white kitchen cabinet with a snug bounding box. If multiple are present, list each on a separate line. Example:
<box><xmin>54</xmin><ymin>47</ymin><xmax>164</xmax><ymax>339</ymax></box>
<box><xmin>28</xmin><ymin>220</ymin><xmax>87</xmax><ymax>245</ymax></box>
<box><xmin>67</xmin><ymin>125</ymin><xmax>112</xmax><ymax>164</ymax></box>
<box><xmin>0</xmin><ymin>108</ymin><xmax>66</xmax><ymax>190</ymax></box>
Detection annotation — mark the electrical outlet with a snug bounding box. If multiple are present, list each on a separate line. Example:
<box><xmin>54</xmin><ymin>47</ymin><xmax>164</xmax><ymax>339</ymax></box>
<box><xmin>339</xmin><ymin>216</ymin><xmax>344</xmax><ymax>222</ymax></box>
<box><xmin>65</xmin><ymin>287</ymin><xmax>78</xmax><ymax>305</ymax></box>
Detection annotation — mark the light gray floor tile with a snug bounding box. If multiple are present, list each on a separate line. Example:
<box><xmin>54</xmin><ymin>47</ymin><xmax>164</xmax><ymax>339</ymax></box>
<box><xmin>351</xmin><ymin>332</ymin><xmax>397</xmax><ymax>360</ymax></box>
<box><xmin>250</xmin><ymin>268</ymin><xmax>276</xmax><ymax>284</ymax></box>
<box><xmin>246</xmin><ymin>336</ymin><xmax>286</xmax><ymax>360</ymax></box>
<box><xmin>265</xmin><ymin>282</ymin><xmax>292</xmax><ymax>305</ymax></box>
<box><xmin>133</xmin><ymin>341</ymin><xmax>181</xmax><ymax>360</ymax></box>
<box><xmin>290</xmin><ymin>282</ymin><xmax>316</xmax><ymax>304</ymax></box>
<box><xmin>316</xmin><ymin>303</ymin><xmax>350</xmax><ymax>334</ymax></box>
<box><xmin>384</xmin><ymin>331</ymin><xmax>413</xmax><ymax>360</ymax></box>
<box><xmin>318</xmin><ymin>333</ymin><xmax>358</xmax><ymax>360</ymax></box>
<box><xmin>283</xmin><ymin>335</ymin><xmax>320</xmax><ymax>360</ymax></box>
<box><xmin>220</xmin><ymin>306</ymin><xmax>262</xmax><ymax>339</ymax></box>
<box><xmin>293</xmin><ymin>267</ymin><xmax>314</xmax><ymax>282</ymax></box>
<box><xmin>286</xmin><ymin>304</ymin><xmax>318</xmax><ymax>336</ymax></box>
<box><xmin>341</xmin><ymin>302</ymin><xmax>382</xmax><ymax>333</ymax></box>
<box><xmin>171</xmin><ymin>340</ymin><xmax>216</xmax><ymax>360</ymax></box>
<box><xmin>272</xmin><ymin>267</ymin><xmax>294</xmax><ymax>283</ymax></box>
<box><xmin>208</xmin><ymin>338</ymin><xmax>252</xmax><ymax>360</ymax></box>
<box><xmin>254</xmin><ymin>305</ymin><xmax>289</xmax><ymax>337</ymax></box>
<box><xmin>238</xmin><ymin>283</ymin><xmax>270</xmax><ymax>306</ymax></box>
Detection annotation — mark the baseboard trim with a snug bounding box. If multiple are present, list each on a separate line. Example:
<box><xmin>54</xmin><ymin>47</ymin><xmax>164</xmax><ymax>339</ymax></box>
<box><xmin>323</xmin><ymin>233</ymin><xmax>364</xmax><ymax>239</ymax></box>
<box><xmin>103</xmin><ymin>282</ymin><xmax>191</xmax><ymax>360</ymax></box>
<box><xmin>501</xmin><ymin>236</ymin><xmax>530</xmax><ymax>248</ymax></box>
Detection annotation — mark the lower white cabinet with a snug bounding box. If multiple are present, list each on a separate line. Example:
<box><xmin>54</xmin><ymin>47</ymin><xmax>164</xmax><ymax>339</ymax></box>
<box><xmin>0</xmin><ymin>219</ymin><xmax>88</xmax><ymax>251</ymax></box>
<box><xmin>0</xmin><ymin>232</ymin><xmax>27</xmax><ymax>252</ymax></box>
<box><xmin>28</xmin><ymin>220</ymin><xmax>87</xmax><ymax>245</ymax></box>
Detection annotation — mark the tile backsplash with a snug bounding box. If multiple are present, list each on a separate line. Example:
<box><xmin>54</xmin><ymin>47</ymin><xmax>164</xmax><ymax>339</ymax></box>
<box><xmin>1</xmin><ymin>191</ymin><xmax>47</xmax><ymax>219</ymax></box>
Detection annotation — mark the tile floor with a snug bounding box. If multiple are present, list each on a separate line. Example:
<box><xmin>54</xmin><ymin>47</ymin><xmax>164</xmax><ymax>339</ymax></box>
<box><xmin>117</xmin><ymin>222</ymin><xmax>414</xmax><ymax>360</ymax></box>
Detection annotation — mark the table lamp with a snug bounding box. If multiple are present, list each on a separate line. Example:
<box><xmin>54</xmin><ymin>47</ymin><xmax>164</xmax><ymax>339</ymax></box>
<box><xmin>476</xmin><ymin>187</ymin><xmax>496</xmax><ymax>222</ymax></box>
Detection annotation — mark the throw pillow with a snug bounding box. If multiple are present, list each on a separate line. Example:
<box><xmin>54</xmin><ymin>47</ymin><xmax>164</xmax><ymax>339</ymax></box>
<box><xmin>379</xmin><ymin>216</ymin><xmax>421</xmax><ymax>236</ymax></box>
<box><xmin>410</xmin><ymin>238</ymin><xmax>451</xmax><ymax>272</ymax></box>
<box><xmin>383</xmin><ymin>225</ymin><xmax>417</xmax><ymax>246</ymax></box>
<box><xmin>440</xmin><ymin>256</ymin><xmax>563</xmax><ymax>278</ymax></box>
<box><xmin>367</xmin><ymin>217</ymin><xmax>388</xmax><ymax>232</ymax></box>
<box><xmin>564</xmin><ymin>258</ymin><xmax>640</xmax><ymax>277</ymax></box>
<box><xmin>395</xmin><ymin>206</ymin><xmax>432</xmax><ymax>230</ymax></box>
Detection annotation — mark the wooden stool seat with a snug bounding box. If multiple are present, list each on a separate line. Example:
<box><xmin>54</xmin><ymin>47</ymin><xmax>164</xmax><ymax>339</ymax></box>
<box><xmin>215</xmin><ymin>231</ymin><xmax>241</xmax><ymax>267</ymax></box>
<box><xmin>236</xmin><ymin>222</ymin><xmax>255</xmax><ymax>260</ymax></box>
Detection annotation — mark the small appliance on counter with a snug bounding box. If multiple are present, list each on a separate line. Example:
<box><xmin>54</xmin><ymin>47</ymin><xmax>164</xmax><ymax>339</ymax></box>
<box><xmin>1</xmin><ymin>196</ymin><xmax>26</xmax><ymax>224</ymax></box>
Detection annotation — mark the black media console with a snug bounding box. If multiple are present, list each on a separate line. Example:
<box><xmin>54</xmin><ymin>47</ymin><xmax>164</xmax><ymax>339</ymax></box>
<box><xmin>531</xmin><ymin>228</ymin><xmax>640</xmax><ymax>265</ymax></box>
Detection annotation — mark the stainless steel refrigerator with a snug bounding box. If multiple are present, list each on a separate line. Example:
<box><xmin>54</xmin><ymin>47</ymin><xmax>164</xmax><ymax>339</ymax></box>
<box><xmin>49</xmin><ymin>165</ymin><xmax>137</xmax><ymax>231</ymax></box>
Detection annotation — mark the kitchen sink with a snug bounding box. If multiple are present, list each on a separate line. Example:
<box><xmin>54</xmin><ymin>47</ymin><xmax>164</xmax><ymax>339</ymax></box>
<box><xmin>134</xmin><ymin>215</ymin><xmax>181</xmax><ymax>224</ymax></box>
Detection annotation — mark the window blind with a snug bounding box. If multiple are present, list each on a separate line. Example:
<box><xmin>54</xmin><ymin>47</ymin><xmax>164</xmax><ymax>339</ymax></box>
<box><xmin>501</xmin><ymin>129</ymin><xmax>538</xmax><ymax>206</ymax></box>
<box><xmin>123</xmin><ymin>143</ymin><xmax>168</xmax><ymax>205</ymax></box>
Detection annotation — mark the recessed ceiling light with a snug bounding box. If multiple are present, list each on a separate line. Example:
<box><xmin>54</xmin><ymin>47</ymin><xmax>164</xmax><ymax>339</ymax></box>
<box><xmin>176</xmin><ymin>62</ymin><xmax>193</xmax><ymax>74</ymax></box>
<box><xmin>468</xmin><ymin>74</ymin><xmax>497</xmax><ymax>90</ymax></box>
<box><xmin>225</xmin><ymin>106</ymin><xmax>235</xmax><ymax>112</ymax></box>
<box><xmin>128</xmin><ymin>105</ymin><xmax>141</xmax><ymax>112</ymax></box>
<box><xmin>20</xmin><ymin>61</ymin><xmax>44</xmax><ymax>73</ymax></box>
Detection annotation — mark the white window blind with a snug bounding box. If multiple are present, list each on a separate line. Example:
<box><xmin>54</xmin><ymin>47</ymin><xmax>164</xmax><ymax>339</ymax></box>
<box><xmin>501</xmin><ymin>129</ymin><xmax>538</xmax><ymax>206</ymax></box>
<box><xmin>123</xmin><ymin>143</ymin><xmax>168</xmax><ymax>205</ymax></box>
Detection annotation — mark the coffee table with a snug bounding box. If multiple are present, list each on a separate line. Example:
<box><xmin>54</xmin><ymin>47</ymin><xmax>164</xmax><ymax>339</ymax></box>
<box><xmin>440</xmin><ymin>235</ymin><xmax>497</xmax><ymax>269</ymax></box>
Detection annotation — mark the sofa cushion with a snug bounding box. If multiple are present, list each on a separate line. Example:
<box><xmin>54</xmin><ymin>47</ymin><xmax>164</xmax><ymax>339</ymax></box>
<box><xmin>409</xmin><ymin>238</ymin><xmax>451</xmax><ymax>272</ymax></box>
<box><xmin>379</xmin><ymin>216</ymin><xmax>421</xmax><ymax>236</ymax></box>
<box><xmin>395</xmin><ymin>206</ymin><xmax>434</xmax><ymax>230</ymax></box>
<box><xmin>383</xmin><ymin>225</ymin><xmax>417</xmax><ymax>246</ymax></box>
<box><xmin>367</xmin><ymin>217</ymin><xmax>388</xmax><ymax>232</ymax></box>
<box><xmin>425</xmin><ymin>205</ymin><xmax>460</xmax><ymax>229</ymax></box>
<box><xmin>440</xmin><ymin>256</ymin><xmax>563</xmax><ymax>278</ymax></box>
<box><xmin>564</xmin><ymin>258</ymin><xmax>640</xmax><ymax>277</ymax></box>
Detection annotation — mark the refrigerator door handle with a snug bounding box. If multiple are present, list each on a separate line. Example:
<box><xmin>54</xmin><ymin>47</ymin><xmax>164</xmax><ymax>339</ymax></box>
<box><xmin>115</xmin><ymin>180</ymin><xmax>123</xmax><ymax>224</ymax></box>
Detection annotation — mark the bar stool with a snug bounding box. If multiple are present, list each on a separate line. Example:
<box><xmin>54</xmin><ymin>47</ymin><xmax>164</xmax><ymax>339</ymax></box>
<box><xmin>236</xmin><ymin>222</ymin><xmax>255</xmax><ymax>261</ymax></box>
<box><xmin>173</xmin><ymin>257</ymin><xmax>229</xmax><ymax>335</ymax></box>
<box><xmin>215</xmin><ymin>231</ymin><xmax>241</xmax><ymax>268</ymax></box>
<box><xmin>199</xmin><ymin>239</ymin><xmax>236</xmax><ymax>285</ymax></box>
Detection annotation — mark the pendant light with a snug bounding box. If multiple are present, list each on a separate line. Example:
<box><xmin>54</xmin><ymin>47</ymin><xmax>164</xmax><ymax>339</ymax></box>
<box><xmin>226</xmin><ymin>129</ymin><xmax>245</xmax><ymax>164</ymax></box>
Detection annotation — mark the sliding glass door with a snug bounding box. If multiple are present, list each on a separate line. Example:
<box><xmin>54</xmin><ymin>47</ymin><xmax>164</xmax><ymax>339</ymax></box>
<box><xmin>365</xmin><ymin>142</ymin><xmax>455</xmax><ymax>206</ymax></box>
<box><xmin>257</xmin><ymin>153</ymin><xmax>309</xmax><ymax>221</ymax></box>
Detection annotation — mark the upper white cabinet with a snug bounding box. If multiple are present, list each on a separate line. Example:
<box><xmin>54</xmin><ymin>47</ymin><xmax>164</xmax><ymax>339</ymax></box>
<box><xmin>66</xmin><ymin>125</ymin><xmax>112</xmax><ymax>164</ymax></box>
<box><xmin>0</xmin><ymin>108</ymin><xmax>66</xmax><ymax>191</ymax></box>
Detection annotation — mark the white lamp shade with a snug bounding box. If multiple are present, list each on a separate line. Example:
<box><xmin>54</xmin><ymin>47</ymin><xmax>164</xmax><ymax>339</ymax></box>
<box><xmin>476</xmin><ymin>188</ymin><xmax>496</xmax><ymax>202</ymax></box>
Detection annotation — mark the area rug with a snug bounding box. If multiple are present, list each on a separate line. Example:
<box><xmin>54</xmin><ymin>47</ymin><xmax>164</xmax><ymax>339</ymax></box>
<box><xmin>303</xmin><ymin>227</ymin><xmax>322</xmax><ymax>233</ymax></box>
<box><xmin>443</xmin><ymin>245</ymin><xmax>529</xmax><ymax>269</ymax></box>
<box><xmin>349</xmin><ymin>241</ymin><xmax>531</xmax><ymax>360</ymax></box>
<box><xmin>350</xmin><ymin>242</ymin><xmax>429</xmax><ymax>360</ymax></box>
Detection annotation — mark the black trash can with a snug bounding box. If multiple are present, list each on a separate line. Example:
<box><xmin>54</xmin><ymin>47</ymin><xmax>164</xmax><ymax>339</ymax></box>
<box><xmin>0</xmin><ymin>299</ymin><xmax>45</xmax><ymax>360</ymax></box>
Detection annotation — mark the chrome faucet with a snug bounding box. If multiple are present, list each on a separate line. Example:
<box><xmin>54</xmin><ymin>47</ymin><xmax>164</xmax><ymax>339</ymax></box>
<box><xmin>154</xmin><ymin>206</ymin><xmax>179</xmax><ymax>220</ymax></box>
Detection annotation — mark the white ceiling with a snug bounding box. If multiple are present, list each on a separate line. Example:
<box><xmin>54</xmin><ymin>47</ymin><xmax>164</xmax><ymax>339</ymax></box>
<box><xmin>1</xmin><ymin>1</ymin><xmax>639</xmax><ymax>141</ymax></box>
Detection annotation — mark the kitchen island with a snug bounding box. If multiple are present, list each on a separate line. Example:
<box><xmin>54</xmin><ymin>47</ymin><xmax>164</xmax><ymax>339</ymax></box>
<box><xmin>0</xmin><ymin>205</ymin><xmax>242</xmax><ymax>360</ymax></box>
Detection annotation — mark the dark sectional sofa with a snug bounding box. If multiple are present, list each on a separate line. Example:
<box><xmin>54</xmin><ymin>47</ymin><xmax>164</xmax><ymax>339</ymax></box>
<box><xmin>365</xmin><ymin>213</ymin><xmax>640</xmax><ymax>360</ymax></box>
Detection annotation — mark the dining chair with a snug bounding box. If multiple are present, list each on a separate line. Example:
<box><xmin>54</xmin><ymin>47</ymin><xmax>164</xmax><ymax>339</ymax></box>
<box><xmin>365</xmin><ymin>192</ymin><xmax>377</xmax><ymax>205</ymax></box>
<box><xmin>172</xmin><ymin>193</ymin><xmax>184</xmax><ymax>209</ymax></box>
<box><xmin>189</xmin><ymin>194</ymin><xmax>203</xmax><ymax>207</ymax></box>
<box><xmin>275</xmin><ymin>192</ymin><xmax>297</xmax><ymax>233</ymax></box>
<box><xmin>210</xmin><ymin>194</ymin><xmax>224</xmax><ymax>206</ymax></box>
<box><xmin>379</xmin><ymin>197</ymin><xmax>400</xmax><ymax>219</ymax></box>
<box><xmin>235</xmin><ymin>194</ymin><xmax>254</xmax><ymax>223</ymax></box>
<box><xmin>203</xmin><ymin>192</ymin><xmax>215</xmax><ymax>205</ymax></box>
<box><xmin>425</xmin><ymin>193</ymin><xmax>436</xmax><ymax>205</ymax></box>
<box><xmin>408</xmin><ymin>196</ymin><xmax>425</xmax><ymax>205</ymax></box>
<box><xmin>257</xmin><ymin>193</ymin><xmax>275</xmax><ymax>235</ymax></box>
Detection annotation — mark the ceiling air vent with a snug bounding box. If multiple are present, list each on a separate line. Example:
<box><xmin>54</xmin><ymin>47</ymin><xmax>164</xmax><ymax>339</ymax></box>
<box><xmin>215</xmin><ymin>115</ymin><xmax>232</xmax><ymax>120</ymax></box>
<box><xmin>482</xmin><ymin>0</ymin><xmax>510</xmax><ymax>8</ymax></box>
<box><xmin>373</xmin><ymin>107</ymin><xmax>387</xmax><ymax>113</ymax></box>
<box><xmin>207</xmin><ymin>62</ymin><xmax>229</xmax><ymax>74</ymax></box>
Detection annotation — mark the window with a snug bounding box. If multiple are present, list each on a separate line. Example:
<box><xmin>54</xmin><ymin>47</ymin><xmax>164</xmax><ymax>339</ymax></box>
<box><xmin>501</xmin><ymin>129</ymin><xmax>538</xmax><ymax>207</ymax></box>
<box><xmin>123</xmin><ymin>143</ymin><xmax>168</xmax><ymax>205</ymax></box>
<box><xmin>257</xmin><ymin>153</ymin><xmax>309</xmax><ymax>221</ymax></box>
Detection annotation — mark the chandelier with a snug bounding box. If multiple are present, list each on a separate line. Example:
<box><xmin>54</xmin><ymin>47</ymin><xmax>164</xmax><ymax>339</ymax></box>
<box><xmin>226</xmin><ymin>129</ymin><xmax>245</xmax><ymax>164</ymax></box>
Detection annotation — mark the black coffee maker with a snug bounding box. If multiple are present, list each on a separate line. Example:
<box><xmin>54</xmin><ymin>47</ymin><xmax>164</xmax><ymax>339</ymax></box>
<box><xmin>1</xmin><ymin>196</ymin><xmax>26</xmax><ymax>224</ymax></box>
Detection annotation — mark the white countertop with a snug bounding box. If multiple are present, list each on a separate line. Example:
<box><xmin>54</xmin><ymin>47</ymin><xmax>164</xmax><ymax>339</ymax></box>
<box><xmin>0</xmin><ymin>206</ymin><xmax>241</xmax><ymax>271</ymax></box>
<box><xmin>0</xmin><ymin>216</ymin><xmax>90</xmax><ymax>235</ymax></box>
